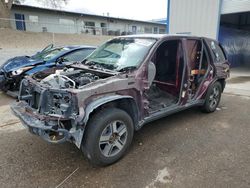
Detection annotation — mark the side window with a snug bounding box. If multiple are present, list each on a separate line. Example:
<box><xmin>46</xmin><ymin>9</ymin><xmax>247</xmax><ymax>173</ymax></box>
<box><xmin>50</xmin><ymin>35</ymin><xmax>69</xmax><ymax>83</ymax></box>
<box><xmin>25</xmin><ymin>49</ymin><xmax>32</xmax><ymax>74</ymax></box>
<box><xmin>210</xmin><ymin>41</ymin><xmax>226</xmax><ymax>63</ymax></box>
<box><xmin>63</xmin><ymin>49</ymin><xmax>94</xmax><ymax>62</ymax></box>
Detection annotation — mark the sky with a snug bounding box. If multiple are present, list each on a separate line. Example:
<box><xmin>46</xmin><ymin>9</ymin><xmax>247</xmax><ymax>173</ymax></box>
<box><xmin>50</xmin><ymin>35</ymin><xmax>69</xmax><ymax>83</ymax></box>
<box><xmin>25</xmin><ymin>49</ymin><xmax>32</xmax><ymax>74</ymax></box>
<box><xmin>23</xmin><ymin>0</ymin><xmax>167</xmax><ymax>21</ymax></box>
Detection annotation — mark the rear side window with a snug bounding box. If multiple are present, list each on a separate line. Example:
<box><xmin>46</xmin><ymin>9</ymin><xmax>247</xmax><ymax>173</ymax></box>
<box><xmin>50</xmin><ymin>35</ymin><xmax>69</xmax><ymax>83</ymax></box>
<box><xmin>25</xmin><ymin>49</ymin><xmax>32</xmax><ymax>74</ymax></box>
<box><xmin>210</xmin><ymin>41</ymin><xmax>226</xmax><ymax>63</ymax></box>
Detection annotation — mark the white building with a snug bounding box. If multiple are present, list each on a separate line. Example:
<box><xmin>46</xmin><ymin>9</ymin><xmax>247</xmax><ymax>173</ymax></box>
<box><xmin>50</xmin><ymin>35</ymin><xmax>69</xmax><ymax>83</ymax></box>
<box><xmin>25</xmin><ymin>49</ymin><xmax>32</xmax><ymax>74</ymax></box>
<box><xmin>168</xmin><ymin>0</ymin><xmax>250</xmax><ymax>39</ymax></box>
<box><xmin>167</xmin><ymin>0</ymin><xmax>250</xmax><ymax>67</ymax></box>
<box><xmin>10</xmin><ymin>4</ymin><xmax>167</xmax><ymax>36</ymax></box>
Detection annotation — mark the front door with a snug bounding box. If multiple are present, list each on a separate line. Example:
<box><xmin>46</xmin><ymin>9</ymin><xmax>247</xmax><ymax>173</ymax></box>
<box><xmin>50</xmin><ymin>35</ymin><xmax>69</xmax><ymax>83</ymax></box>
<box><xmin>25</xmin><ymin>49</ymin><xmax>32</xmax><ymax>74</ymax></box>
<box><xmin>15</xmin><ymin>13</ymin><xmax>26</xmax><ymax>31</ymax></box>
<box><xmin>147</xmin><ymin>39</ymin><xmax>186</xmax><ymax>113</ymax></box>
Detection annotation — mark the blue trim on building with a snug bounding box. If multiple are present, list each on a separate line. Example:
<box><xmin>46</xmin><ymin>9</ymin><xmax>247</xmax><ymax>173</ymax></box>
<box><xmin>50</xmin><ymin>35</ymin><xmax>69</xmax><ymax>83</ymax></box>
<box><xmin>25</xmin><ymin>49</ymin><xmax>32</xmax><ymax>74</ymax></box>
<box><xmin>216</xmin><ymin>0</ymin><xmax>223</xmax><ymax>40</ymax></box>
<box><xmin>167</xmin><ymin>0</ymin><xmax>170</xmax><ymax>33</ymax></box>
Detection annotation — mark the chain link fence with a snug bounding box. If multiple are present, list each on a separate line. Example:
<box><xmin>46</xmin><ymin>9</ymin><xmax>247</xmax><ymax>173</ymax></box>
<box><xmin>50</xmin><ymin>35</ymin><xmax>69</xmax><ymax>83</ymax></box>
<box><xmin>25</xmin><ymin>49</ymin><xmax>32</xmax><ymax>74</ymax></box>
<box><xmin>0</xmin><ymin>17</ymin><xmax>166</xmax><ymax>36</ymax></box>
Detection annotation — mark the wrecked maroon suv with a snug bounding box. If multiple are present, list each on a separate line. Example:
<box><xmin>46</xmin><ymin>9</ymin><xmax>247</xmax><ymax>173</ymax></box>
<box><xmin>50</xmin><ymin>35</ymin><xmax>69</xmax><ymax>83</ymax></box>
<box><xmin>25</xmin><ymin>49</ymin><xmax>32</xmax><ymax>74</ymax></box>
<box><xmin>11</xmin><ymin>35</ymin><xmax>230</xmax><ymax>166</ymax></box>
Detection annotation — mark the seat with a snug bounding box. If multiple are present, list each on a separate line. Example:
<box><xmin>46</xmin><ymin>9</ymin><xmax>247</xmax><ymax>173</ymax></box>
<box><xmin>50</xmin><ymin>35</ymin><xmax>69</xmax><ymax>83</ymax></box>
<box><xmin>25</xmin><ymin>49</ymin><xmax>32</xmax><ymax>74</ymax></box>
<box><xmin>155</xmin><ymin>49</ymin><xmax>170</xmax><ymax>82</ymax></box>
<box><xmin>148</xmin><ymin>61</ymin><xmax>156</xmax><ymax>86</ymax></box>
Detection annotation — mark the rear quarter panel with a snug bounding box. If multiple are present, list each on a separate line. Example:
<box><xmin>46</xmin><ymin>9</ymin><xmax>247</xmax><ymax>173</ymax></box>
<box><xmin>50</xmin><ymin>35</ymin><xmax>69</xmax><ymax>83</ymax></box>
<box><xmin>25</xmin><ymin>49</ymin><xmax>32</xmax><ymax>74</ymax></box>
<box><xmin>204</xmin><ymin>38</ymin><xmax>230</xmax><ymax>80</ymax></box>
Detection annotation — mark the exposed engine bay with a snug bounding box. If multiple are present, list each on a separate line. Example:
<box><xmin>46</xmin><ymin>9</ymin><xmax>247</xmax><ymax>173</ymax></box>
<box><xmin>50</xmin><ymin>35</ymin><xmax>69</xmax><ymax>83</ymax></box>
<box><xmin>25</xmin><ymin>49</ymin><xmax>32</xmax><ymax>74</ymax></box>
<box><xmin>32</xmin><ymin>67</ymin><xmax>112</xmax><ymax>89</ymax></box>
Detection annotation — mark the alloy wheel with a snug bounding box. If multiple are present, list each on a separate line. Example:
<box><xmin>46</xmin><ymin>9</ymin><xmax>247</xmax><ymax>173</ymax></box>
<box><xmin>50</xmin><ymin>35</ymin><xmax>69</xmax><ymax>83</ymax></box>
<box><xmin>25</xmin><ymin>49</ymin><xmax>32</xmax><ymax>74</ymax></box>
<box><xmin>99</xmin><ymin>120</ymin><xmax>128</xmax><ymax>157</ymax></box>
<box><xmin>209</xmin><ymin>86</ymin><xmax>220</xmax><ymax>109</ymax></box>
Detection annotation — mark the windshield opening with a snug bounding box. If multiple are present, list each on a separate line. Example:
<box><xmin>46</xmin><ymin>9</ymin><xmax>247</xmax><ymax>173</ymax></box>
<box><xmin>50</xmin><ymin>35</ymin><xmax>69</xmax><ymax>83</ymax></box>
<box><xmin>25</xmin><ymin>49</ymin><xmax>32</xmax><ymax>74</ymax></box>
<box><xmin>84</xmin><ymin>38</ymin><xmax>157</xmax><ymax>71</ymax></box>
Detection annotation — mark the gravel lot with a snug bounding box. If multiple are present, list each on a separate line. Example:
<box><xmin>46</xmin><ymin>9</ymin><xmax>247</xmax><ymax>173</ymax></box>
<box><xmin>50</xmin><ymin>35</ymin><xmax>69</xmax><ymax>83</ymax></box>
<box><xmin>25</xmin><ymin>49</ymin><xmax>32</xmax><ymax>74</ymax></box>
<box><xmin>1</xmin><ymin>42</ymin><xmax>250</xmax><ymax>188</ymax></box>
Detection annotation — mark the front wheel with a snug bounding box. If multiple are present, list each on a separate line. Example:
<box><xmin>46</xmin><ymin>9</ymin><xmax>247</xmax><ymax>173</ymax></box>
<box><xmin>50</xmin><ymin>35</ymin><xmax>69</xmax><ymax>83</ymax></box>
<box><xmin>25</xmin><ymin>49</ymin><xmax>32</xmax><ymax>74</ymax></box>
<box><xmin>81</xmin><ymin>108</ymin><xmax>134</xmax><ymax>166</ymax></box>
<box><xmin>201</xmin><ymin>81</ymin><xmax>222</xmax><ymax>113</ymax></box>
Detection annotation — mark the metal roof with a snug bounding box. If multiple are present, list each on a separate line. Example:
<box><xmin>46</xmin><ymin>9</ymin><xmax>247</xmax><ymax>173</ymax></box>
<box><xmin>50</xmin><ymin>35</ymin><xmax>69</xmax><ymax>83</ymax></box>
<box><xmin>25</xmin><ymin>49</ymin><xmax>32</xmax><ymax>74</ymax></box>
<box><xmin>12</xmin><ymin>4</ymin><xmax>167</xmax><ymax>26</ymax></box>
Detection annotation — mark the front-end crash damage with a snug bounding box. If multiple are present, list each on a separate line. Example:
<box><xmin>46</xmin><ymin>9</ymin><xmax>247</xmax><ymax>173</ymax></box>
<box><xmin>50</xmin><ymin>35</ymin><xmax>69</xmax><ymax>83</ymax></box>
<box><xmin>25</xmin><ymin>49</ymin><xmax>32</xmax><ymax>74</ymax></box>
<box><xmin>0</xmin><ymin>69</ymin><xmax>6</xmax><ymax>90</ymax></box>
<box><xmin>11</xmin><ymin>74</ymin><xmax>83</xmax><ymax>147</ymax></box>
<box><xmin>11</xmin><ymin>64</ymin><xmax>144</xmax><ymax>148</ymax></box>
<box><xmin>11</xmin><ymin>101</ymin><xmax>83</xmax><ymax>145</ymax></box>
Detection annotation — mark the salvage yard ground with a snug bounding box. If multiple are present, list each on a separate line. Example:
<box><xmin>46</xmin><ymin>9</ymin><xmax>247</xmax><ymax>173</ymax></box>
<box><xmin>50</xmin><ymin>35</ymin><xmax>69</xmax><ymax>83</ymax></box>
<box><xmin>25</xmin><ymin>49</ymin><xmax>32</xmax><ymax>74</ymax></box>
<box><xmin>0</xmin><ymin>31</ymin><xmax>250</xmax><ymax>187</ymax></box>
<box><xmin>1</xmin><ymin>87</ymin><xmax>250</xmax><ymax>188</ymax></box>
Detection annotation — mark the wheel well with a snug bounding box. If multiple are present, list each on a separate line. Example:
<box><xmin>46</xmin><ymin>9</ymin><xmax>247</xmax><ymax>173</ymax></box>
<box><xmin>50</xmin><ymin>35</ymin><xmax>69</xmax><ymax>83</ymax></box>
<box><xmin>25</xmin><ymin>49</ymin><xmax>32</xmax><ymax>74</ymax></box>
<box><xmin>88</xmin><ymin>98</ymin><xmax>139</xmax><ymax>130</ymax></box>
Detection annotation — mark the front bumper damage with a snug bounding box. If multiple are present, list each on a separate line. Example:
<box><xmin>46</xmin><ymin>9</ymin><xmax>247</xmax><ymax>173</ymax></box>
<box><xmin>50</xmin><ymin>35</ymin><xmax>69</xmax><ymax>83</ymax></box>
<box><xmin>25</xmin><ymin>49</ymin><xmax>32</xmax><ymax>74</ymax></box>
<box><xmin>11</xmin><ymin>101</ymin><xmax>84</xmax><ymax>148</ymax></box>
<box><xmin>0</xmin><ymin>70</ymin><xmax>20</xmax><ymax>97</ymax></box>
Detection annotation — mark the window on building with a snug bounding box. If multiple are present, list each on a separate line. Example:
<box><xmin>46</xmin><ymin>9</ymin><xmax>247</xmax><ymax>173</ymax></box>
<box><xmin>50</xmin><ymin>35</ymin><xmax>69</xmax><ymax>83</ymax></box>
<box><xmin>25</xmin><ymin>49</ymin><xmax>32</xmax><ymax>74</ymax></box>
<box><xmin>132</xmin><ymin>26</ymin><xmax>137</xmax><ymax>34</ymax></box>
<box><xmin>59</xmin><ymin>18</ymin><xmax>74</xmax><ymax>25</ymax></box>
<box><xmin>144</xmin><ymin>27</ymin><xmax>152</xmax><ymax>34</ymax></box>
<box><xmin>159</xmin><ymin>28</ymin><xmax>166</xmax><ymax>34</ymax></box>
<box><xmin>29</xmin><ymin>15</ymin><xmax>38</xmax><ymax>23</ymax></box>
<box><xmin>153</xmin><ymin>27</ymin><xmax>158</xmax><ymax>34</ymax></box>
<box><xmin>84</xmin><ymin>21</ymin><xmax>95</xmax><ymax>27</ymax></box>
<box><xmin>84</xmin><ymin>21</ymin><xmax>96</xmax><ymax>35</ymax></box>
<box><xmin>101</xmin><ymin>23</ymin><xmax>107</xmax><ymax>27</ymax></box>
<box><xmin>109</xmin><ymin>19</ymin><xmax>115</xmax><ymax>23</ymax></box>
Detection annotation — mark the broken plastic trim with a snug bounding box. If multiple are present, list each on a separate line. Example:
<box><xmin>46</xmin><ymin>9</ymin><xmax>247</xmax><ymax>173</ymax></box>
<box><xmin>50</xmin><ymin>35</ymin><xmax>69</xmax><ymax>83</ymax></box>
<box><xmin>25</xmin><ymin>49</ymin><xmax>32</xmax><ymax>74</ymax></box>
<box><xmin>10</xmin><ymin>101</ymin><xmax>84</xmax><ymax>147</ymax></box>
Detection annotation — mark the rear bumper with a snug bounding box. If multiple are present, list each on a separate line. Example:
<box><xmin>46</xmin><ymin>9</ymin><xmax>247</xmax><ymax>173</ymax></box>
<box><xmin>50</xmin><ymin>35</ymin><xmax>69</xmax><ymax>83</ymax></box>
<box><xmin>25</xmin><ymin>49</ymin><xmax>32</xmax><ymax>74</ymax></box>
<box><xmin>11</xmin><ymin>101</ymin><xmax>71</xmax><ymax>144</ymax></box>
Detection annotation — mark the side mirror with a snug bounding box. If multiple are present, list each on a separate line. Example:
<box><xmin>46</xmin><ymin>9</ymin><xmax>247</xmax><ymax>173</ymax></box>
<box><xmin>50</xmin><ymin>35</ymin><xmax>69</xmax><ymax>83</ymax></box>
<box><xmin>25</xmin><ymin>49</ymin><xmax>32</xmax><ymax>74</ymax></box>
<box><xmin>41</xmin><ymin>44</ymin><xmax>54</xmax><ymax>53</ymax></box>
<box><xmin>148</xmin><ymin>61</ymin><xmax>156</xmax><ymax>86</ymax></box>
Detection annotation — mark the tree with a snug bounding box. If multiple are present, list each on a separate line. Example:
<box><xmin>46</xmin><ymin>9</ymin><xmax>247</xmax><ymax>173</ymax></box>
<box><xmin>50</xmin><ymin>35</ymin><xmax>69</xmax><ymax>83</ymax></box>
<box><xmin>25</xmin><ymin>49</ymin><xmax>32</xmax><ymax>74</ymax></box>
<box><xmin>42</xmin><ymin>0</ymin><xmax>68</xmax><ymax>9</ymax></box>
<box><xmin>0</xmin><ymin>0</ymin><xmax>68</xmax><ymax>28</ymax></box>
<box><xmin>0</xmin><ymin>0</ymin><xmax>14</xmax><ymax>28</ymax></box>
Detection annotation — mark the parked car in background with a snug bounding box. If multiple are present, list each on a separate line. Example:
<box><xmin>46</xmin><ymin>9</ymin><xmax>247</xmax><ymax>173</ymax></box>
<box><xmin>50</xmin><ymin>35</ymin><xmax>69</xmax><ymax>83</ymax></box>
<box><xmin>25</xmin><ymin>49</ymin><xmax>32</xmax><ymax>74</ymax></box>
<box><xmin>0</xmin><ymin>45</ymin><xmax>96</xmax><ymax>97</ymax></box>
<box><xmin>11</xmin><ymin>35</ymin><xmax>229</xmax><ymax>166</ymax></box>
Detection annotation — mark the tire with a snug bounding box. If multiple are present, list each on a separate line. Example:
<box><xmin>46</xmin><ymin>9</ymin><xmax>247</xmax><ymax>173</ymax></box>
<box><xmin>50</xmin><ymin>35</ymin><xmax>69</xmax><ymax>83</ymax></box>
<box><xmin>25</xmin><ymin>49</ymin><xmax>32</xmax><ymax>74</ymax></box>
<box><xmin>81</xmin><ymin>108</ymin><xmax>134</xmax><ymax>166</ymax></box>
<box><xmin>201</xmin><ymin>81</ymin><xmax>222</xmax><ymax>113</ymax></box>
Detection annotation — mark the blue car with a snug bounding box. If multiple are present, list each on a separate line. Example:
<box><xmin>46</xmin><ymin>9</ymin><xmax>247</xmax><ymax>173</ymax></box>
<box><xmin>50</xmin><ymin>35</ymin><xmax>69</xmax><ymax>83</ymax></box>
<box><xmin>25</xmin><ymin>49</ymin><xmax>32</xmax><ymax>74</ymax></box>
<box><xmin>0</xmin><ymin>44</ymin><xmax>96</xmax><ymax>97</ymax></box>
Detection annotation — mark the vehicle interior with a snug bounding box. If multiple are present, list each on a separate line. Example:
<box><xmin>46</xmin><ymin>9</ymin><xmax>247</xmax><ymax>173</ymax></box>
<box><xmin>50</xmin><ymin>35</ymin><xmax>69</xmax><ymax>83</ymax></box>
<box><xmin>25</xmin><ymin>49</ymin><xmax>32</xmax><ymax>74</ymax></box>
<box><xmin>185</xmin><ymin>39</ymin><xmax>209</xmax><ymax>99</ymax></box>
<box><xmin>146</xmin><ymin>39</ymin><xmax>209</xmax><ymax>113</ymax></box>
<box><xmin>147</xmin><ymin>40</ymin><xmax>185</xmax><ymax>112</ymax></box>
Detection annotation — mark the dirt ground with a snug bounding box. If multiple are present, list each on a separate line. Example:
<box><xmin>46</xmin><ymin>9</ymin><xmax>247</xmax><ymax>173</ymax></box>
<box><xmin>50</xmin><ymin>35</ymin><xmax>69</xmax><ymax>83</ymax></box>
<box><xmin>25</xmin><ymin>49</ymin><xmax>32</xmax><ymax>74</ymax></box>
<box><xmin>0</xmin><ymin>28</ymin><xmax>111</xmax><ymax>49</ymax></box>
<box><xmin>1</xmin><ymin>31</ymin><xmax>250</xmax><ymax>188</ymax></box>
<box><xmin>0</xmin><ymin>28</ymin><xmax>112</xmax><ymax>66</ymax></box>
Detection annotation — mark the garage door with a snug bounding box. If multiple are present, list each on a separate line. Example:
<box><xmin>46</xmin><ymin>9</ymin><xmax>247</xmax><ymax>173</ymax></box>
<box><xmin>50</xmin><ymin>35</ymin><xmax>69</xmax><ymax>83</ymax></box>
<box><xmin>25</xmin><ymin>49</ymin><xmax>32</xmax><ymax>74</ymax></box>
<box><xmin>222</xmin><ymin>0</ymin><xmax>250</xmax><ymax>14</ymax></box>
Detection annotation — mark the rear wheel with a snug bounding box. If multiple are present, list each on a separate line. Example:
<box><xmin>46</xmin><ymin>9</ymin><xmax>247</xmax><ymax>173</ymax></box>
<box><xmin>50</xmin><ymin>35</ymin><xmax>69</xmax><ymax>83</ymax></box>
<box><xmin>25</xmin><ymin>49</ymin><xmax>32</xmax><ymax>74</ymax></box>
<box><xmin>81</xmin><ymin>108</ymin><xmax>134</xmax><ymax>166</ymax></box>
<box><xmin>201</xmin><ymin>82</ymin><xmax>222</xmax><ymax>113</ymax></box>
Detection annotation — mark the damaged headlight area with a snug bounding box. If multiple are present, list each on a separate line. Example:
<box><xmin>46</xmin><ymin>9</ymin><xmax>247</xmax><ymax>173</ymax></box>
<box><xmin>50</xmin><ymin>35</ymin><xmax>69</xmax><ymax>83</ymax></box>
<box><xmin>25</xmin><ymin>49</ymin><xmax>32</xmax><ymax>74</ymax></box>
<box><xmin>46</xmin><ymin>91</ymin><xmax>79</xmax><ymax>118</ymax></box>
<box><xmin>11</xmin><ymin>66</ymin><xmax>34</xmax><ymax>76</ymax></box>
<box><xmin>19</xmin><ymin>78</ymin><xmax>79</xmax><ymax>119</ymax></box>
<box><xmin>16</xmin><ymin>79</ymin><xmax>82</xmax><ymax>147</ymax></box>
<box><xmin>0</xmin><ymin>70</ymin><xmax>6</xmax><ymax>89</ymax></box>
<box><xmin>11</xmin><ymin>101</ymin><xmax>83</xmax><ymax>147</ymax></box>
